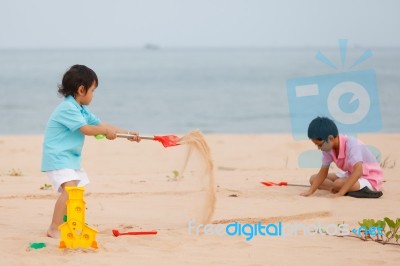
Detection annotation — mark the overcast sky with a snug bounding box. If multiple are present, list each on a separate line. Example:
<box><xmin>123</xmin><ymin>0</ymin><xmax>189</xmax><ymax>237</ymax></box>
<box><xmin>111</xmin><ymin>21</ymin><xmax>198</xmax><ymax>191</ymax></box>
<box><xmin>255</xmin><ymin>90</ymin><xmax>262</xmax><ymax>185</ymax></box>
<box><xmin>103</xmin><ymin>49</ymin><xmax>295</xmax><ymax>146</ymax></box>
<box><xmin>0</xmin><ymin>0</ymin><xmax>399</xmax><ymax>48</ymax></box>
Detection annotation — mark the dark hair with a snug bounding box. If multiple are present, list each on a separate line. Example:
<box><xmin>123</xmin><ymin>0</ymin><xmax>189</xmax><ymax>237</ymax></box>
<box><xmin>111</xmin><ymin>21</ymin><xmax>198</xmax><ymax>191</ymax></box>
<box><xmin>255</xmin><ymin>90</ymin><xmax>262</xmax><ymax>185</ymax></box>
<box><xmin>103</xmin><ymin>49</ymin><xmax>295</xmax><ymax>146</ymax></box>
<box><xmin>307</xmin><ymin>116</ymin><xmax>339</xmax><ymax>141</ymax></box>
<box><xmin>58</xmin><ymin>65</ymin><xmax>98</xmax><ymax>97</ymax></box>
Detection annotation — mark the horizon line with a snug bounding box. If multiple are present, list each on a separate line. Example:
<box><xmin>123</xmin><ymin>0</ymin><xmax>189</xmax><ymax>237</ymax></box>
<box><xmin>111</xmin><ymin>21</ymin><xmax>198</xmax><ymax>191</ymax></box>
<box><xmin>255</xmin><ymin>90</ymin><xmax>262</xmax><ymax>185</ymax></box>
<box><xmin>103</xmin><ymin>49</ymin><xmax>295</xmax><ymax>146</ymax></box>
<box><xmin>1</xmin><ymin>44</ymin><xmax>400</xmax><ymax>51</ymax></box>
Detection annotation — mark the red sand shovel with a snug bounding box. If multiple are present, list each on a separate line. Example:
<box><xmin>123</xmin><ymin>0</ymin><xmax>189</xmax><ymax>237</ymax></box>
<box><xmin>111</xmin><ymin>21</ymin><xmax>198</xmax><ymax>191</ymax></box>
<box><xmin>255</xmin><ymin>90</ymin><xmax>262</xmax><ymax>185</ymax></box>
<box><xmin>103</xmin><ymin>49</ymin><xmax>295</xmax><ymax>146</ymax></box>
<box><xmin>95</xmin><ymin>133</ymin><xmax>181</xmax><ymax>148</ymax></box>
<box><xmin>116</xmin><ymin>133</ymin><xmax>181</xmax><ymax>148</ymax></box>
<box><xmin>261</xmin><ymin>181</ymin><xmax>310</xmax><ymax>187</ymax></box>
<box><xmin>112</xmin><ymin>229</ymin><xmax>158</xmax><ymax>237</ymax></box>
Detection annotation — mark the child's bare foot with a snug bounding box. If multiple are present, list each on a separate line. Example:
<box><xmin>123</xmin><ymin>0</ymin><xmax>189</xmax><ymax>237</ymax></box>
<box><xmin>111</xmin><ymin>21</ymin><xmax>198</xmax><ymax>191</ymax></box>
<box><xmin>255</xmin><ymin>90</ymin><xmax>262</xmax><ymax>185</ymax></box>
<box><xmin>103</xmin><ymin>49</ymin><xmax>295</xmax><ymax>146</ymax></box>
<box><xmin>47</xmin><ymin>227</ymin><xmax>59</xmax><ymax>238</ymax></box>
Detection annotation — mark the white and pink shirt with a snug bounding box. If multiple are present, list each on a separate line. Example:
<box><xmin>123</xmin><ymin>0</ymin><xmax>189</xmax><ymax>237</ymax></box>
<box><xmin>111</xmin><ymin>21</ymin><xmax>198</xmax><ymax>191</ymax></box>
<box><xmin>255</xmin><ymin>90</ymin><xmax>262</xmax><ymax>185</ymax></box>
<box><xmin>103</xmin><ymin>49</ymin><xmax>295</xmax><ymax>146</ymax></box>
<box><xmin>322</xmin><ymin>134</ymin><xmax>383</xmax><ymax>191</ymax></box>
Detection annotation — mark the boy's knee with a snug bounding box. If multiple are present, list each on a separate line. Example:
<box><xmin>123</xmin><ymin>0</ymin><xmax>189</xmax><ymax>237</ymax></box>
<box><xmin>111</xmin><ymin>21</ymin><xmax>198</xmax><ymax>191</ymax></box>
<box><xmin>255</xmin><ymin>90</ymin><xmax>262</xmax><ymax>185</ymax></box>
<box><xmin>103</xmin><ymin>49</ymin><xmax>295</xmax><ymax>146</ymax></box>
<box><xmin>61</xmin><ymin>180</ymin><xmax>79</xmax><ymax>190</ymax></box>
<box><xmin>332</xmin><ymin>179</ymin><xmax>344</xmax><ymax>190</ymax></box>
<box><xmin>309</xmin><ymin>174</ymin><xmax>317</xmax><ymax>184</ymax></box>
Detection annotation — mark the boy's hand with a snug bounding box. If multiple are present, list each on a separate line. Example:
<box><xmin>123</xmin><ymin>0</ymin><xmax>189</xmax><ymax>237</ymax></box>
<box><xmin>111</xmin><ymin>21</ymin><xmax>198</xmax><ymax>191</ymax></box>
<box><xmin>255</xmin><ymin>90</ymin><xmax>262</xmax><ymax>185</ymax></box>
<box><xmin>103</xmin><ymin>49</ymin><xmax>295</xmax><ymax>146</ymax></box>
<box><xmin>127</xmin><ymin>131</ymin><xmax>141</xmax><ymax>142</ymax></box>
<box><xmin>105</xmin><ymin>128</ymin><xmax>117</xmax><ymax>140</ymax></box>
<box><xmin>332</xmin><ymin>191</ymin><xmax>345</xmax><ymax>198</ymax></box>
<box><xmin>300</xmin><ymin>190</ymin><xmax>314</xmax><ymax>197</ymax></box>
<box><xmin>106</xmin><ymin>130</ymin><xmax>117</xmax><ymax>140</ymax></box>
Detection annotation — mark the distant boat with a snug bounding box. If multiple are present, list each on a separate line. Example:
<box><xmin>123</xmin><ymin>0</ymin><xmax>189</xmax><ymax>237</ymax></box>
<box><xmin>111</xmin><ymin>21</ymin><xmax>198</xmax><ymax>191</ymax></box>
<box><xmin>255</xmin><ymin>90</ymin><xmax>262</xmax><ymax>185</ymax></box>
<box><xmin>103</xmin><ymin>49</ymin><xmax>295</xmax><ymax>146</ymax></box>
<box><xmin>143</xmin><ymin>43</ymin><xmax>160</xmax><ymax>50</ymax></box>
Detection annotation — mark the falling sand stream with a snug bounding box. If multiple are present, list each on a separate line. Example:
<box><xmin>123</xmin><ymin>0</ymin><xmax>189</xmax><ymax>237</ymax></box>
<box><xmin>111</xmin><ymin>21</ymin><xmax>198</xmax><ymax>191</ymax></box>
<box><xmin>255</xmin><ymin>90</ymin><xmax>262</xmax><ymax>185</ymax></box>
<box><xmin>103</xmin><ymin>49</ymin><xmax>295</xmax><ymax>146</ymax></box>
<box><xmin>178</xmin><ymin>130</ymin><xmax>216</xmax><ymax>224</ymax></box>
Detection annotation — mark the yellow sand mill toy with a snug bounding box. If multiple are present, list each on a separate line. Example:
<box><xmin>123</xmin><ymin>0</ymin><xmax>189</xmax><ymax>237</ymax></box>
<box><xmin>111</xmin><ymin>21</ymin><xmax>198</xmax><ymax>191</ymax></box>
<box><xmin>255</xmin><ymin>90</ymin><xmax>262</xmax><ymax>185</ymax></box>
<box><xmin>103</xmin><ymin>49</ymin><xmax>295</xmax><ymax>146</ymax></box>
<box><xmin>59</xmin><ymin>187</ymin><xmax>98</xmax><ymax>249</ymax></box>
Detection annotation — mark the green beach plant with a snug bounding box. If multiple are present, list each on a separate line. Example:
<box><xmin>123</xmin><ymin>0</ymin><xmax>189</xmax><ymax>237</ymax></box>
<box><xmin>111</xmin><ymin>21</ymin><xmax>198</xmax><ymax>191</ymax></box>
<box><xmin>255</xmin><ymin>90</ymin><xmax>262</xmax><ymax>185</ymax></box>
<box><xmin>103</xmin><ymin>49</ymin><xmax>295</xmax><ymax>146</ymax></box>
<box><xmin>166</xmin><ymin>170</ymin><xmax>183</xmax><ymax>181</ymax></box>
<box><xmin>40</xmin><ymin>183</ymin><xmax>52</xmax><ymax>190</ymax></box>
<box><xmin>355</xmin><ymin>217</ymin><xmax>400</xmax><ymax>245</ymax></box>
<box><xmin>379</xmin><ymin>156</ymin><xmax>396</xmax><ymax>169</ymax></box>
<box><xmin>8</xmin><ymin>168</ymin><xmax>23</xmax><ymax>176</ymax></box>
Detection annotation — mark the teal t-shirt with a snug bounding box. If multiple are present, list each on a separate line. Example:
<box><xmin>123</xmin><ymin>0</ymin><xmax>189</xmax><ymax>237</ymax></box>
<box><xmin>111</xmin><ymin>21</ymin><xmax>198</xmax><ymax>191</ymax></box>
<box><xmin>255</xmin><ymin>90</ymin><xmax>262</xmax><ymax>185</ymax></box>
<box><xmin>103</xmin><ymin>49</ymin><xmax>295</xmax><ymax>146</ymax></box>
<box><xmin>41</xmin><ymin>96</ymin><xmax>100</xmax><ymax>171</ymax></box>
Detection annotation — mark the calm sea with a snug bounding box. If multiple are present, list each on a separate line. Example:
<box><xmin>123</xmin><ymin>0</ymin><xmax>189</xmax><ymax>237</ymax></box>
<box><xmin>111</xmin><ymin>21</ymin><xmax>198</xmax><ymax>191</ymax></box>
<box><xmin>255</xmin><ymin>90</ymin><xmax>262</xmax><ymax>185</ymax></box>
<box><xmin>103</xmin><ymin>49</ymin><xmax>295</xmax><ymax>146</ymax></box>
<box><xmin>0</xmin><ymin>47</ymin><xmax>399</xmax><ymax>135</ymax></box>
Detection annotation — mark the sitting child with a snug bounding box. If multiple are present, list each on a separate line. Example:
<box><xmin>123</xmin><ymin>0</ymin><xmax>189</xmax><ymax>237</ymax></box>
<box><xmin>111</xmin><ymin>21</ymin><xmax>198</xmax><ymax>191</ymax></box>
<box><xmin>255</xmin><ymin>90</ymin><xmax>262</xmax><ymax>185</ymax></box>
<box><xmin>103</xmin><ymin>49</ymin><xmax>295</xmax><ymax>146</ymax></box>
<box><xmin>300</xmin><ymin>116</ymin><xmax>383</xmax><ymax>198</ymax></box>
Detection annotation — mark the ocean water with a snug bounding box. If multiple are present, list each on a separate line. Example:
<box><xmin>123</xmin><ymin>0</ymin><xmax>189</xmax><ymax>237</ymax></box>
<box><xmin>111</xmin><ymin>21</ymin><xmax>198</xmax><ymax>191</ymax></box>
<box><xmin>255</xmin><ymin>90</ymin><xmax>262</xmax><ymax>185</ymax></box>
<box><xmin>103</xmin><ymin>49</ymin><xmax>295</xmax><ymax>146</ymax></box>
<box><xmin>0</xmin><ymin>47</ymin><xmax>399</xmax><ymax>135</ymax></box>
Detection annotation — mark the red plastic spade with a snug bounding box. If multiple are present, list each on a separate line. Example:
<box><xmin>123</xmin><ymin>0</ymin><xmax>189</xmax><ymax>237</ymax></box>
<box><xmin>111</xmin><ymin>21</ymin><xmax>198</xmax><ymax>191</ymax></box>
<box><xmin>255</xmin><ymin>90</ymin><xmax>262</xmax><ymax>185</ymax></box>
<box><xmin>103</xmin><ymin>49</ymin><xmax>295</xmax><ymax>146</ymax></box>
<box><xmin>96</xmin><ymin>133</ymin><xmax>181</xmax><ymax>148</ymax></box>
<box><xmin>116</xmin><ymin>133</ymin><xmax>180</xmax><ymax>148</ymax></box>
<box><xmin>112</xmin><ymin>229</ymin><xmax>158</xmax><ymax>237</ymax></box>
<box><xmin>261</xmin><ymin>181</ymin><xmax>309</xmax><ymax>187</ymax></box>
<box><xmin>151</xmin><ymin>135</ymin><xmax>181</xmax><ymax>148</ymax></box>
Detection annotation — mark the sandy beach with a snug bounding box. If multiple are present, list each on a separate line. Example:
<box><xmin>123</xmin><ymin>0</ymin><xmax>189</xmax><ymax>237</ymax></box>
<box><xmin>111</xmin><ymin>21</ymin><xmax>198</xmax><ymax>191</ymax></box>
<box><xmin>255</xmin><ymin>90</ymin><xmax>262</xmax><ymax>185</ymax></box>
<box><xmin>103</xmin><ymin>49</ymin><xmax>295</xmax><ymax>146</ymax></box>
<box><xmin>0</xmin><ymin>133</ymin><xmax>399</xmax><ymax>266</ymax></box>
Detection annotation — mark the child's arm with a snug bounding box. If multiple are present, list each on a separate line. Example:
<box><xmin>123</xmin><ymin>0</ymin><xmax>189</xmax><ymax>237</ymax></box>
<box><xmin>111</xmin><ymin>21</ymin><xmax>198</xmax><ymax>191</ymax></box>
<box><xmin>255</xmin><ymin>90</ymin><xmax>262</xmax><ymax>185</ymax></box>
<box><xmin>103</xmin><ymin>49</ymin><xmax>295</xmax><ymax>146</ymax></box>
<box><xmin>80</xmin><ymin>124</ymin><xmax>117</xmax><ymax>140</ymax></box>
<box><xmin>300</xmin><ymin>167</ymin><xmax>329</xmax><ymax>197</ymax></box>
<box><xmin>97</xmin><ymin>122</ymin><xmax>140</xmax><ymax>142</ymax></box>
<box><xmin>335</xmin><ymin>162</ymin><xmax>363</xmax><ymax>197</ymax></box>
<box><xmin>98</xmin><ymin>122</ymin><xmax>134</xmax><ymax>135</ymax></box>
